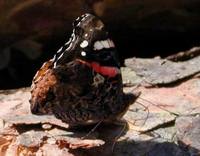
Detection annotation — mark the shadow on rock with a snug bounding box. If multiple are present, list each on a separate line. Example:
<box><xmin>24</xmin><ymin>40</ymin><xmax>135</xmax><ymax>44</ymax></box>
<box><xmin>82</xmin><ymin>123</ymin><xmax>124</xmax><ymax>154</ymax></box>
<box><xmin>75</xmin><ymin>141</ymin><xmax>192</xmax><ymax>156</ymax></box>
<box><xmin>66</xmin><ymin>122</ymin><xmax>192</xmax><ymax>156</ymax></box>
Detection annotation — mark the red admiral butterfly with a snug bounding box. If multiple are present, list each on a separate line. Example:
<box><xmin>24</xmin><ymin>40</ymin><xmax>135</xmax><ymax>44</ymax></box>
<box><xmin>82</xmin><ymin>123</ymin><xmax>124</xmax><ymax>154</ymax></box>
<box><xmin>30</xmin><ymin>13</ymin><xmax>138</xmax><ymax>126</ymax></box>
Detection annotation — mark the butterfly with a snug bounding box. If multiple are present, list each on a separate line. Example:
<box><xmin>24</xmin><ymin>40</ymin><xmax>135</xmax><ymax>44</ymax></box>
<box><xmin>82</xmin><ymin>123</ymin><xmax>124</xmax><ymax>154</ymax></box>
<box><xmin>30</xmin><ymin>13</ymin><xmax>138</xmax><ymax>126</ymax></box>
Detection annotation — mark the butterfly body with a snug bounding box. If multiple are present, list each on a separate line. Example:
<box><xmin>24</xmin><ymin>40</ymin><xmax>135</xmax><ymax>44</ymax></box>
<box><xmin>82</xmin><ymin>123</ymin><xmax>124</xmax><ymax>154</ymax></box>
<box><xmin>30</xmin><ymin>14</ymin><xmax>138</xmax><ymax>126</ymax></box>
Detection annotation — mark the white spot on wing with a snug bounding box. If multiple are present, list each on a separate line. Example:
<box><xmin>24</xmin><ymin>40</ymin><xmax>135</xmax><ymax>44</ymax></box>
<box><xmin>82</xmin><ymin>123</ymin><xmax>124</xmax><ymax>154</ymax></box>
<box><xmin>57</xmin><ymin>47</ymin><xmax>62</xmax><ymax>53</ymax></box>
<box><xmin>85</xmin><ymin>13</ymin><xmax>90</xmax><ymax>17</ymax></box>
<box><xmin>93</xmin><ymin>39</ymin><xmax>115</xmax><ymax>51</ymax></box>
<box><xmin>57</xmin><ymin>52</ymin><xmax>64</xmax><ymax>60</ymax></box>
<box><xmin>34</xmin><ymin>71</ymin><xmax>39</xmax><ymax>80</ymax></box>
<box><xmin>94</xmin><ymin>41</ymin><xmax>104</xmax><ymax>50</ymax></box>
<box><xmin>72</xmin><ymin>33</ymin><xmax>75</xmax><ymax>42</ymax></box>
<box><xmin>66</xmin><ymin>43</ymin><xmax>73</xmax><ymax>51</ymax></box>
<box><xmin>53</xmin><ymin>62</ymin><xmax>57</xmax><ymax>68</ymax></box>
<box><xmin>81</xmin><ymin>17</ymin><xmax>86</xmax><ymax>21</ymax></box>
<box><xmin>108</xmin><ymin>39</ymin><xmax>115</xmax><ymax>47</ymax></box>
<box><xmin>81</xmin><ymin>14</ymin><xmax>90</xmax><ymax>22</ymax></box>
<box><xmin>65</xmin><ymin>38</ymin><xmax>72</xmax><ymax>45</ymax></box>
<box><xmin>81</xmin><ymin>51</ymin><xmax>86</xmax><ymax>56</ymax></box>
<box><xmin>101</xmin><ymin>40</ymin><xmax>110</xmax><ymax>48</ymax></box>
<box><xmin>80</xmin><ymin>40</ymin><xmax>89</xmax><ymax>48</ymax></box>
<box><xmin>52</xmin><ymin>55</ymin><xmax>56</xmax><ymax>61</ymax></box>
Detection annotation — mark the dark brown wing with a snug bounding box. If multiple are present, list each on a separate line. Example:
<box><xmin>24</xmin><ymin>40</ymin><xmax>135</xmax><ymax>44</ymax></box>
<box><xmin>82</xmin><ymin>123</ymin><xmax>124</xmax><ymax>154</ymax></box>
<box><xmin>30</xmin><ymin>60</ymin><xmax>94</xmax><ymax>116</ymax></box>
<box><xmin>30</xmin><ymin>59</ymin><xmax>57</xmax><ymax>114</ymax></box>
<box><xmin>32</xmin><ymin>59</ymin><xmax>54</xmax><ymax>84</ymax></box>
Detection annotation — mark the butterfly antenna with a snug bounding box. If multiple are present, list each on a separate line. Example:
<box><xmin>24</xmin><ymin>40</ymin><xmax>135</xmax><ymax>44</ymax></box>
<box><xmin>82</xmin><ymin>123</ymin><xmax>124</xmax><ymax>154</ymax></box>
<box><xmin>128</xmin><ymin>101</ymin><xmax>150</xmax><ymax>127</ymax></box>
<box><xmin>138</xmin><ymin>97</ymin><xmax>179</xmax><ymax>116</ymax></box>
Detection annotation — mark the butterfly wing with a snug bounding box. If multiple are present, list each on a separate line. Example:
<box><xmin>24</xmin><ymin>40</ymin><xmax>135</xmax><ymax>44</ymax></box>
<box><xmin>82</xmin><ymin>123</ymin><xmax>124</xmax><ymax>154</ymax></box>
<box><xmin>30</xmin><ymin>59</ymin><xmax>57</xmax><ymax>114</ymax></box>
<box><xmin>32</xmin><ymin>59</ymin><xmax>53</xmax><ymax>84</ymax></box>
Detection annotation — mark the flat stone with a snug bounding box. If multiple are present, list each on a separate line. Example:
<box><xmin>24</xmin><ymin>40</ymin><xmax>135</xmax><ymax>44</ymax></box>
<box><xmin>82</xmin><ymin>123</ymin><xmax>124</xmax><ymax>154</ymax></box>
<box><xmin>0</xmin><ymin>88</ymin><xmax>31</xmax><ymax>116</ymax></box>
<box><xmin>122</xmin><ymin>76</ymin><xmax>200</xmax><ymax>134</ymax></box>
<box><xmin>176</xmin><ymin>116</ymin><xmax>200</xmax><ymax>155</ymax></box>
<box><xmin>130</xmin><ymin>77</ymin><xmax>200</xmax><ymax>116</ymax></box>
<box><xmin>3</xmin><ymin>114</ymin><xmax>69</xmax><ymax>129</ymax></box>
<box><xmin>124</xmin><ymin>103</ymin><xmax>176</xmax><ymax>132</ymax></box>
<box><xmin>121</xmin><ymin>67</ymin><xmax>142</xmax><ymax>86</ymax></box>
<box><xmin>125</xmin><ymin>56</ymin><xmax>200</xmax><ymax>85</ymax></box>
<box><xmin>16</xmin><ymin>131</ymin><xmax>47</xmax><ymax>148</ymax></box>
<box><xmin>152</xmin><ymin>126</ymin><xmax>177</xmax><ymax>142</ymax></box>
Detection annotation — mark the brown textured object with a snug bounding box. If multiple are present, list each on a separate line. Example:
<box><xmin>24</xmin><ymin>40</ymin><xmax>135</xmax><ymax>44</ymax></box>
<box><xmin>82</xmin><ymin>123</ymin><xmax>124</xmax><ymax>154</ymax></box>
<box><xmin>30</xmin><ymin>13</ymin><xmax>138</xmax><ymax>126</ymax></box>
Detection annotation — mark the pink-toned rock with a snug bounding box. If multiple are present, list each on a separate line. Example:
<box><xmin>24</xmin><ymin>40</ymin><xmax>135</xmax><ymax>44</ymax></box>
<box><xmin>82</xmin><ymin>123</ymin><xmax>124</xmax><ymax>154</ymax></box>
<box><xmin>123</xmin><ymin>74</ymin><xmax>200</xmax><ymax>132</ymax></box>
<box><xmin>176</xmin><ymin>116</ymin><xmax>200</xmax><ymax>155</ymax></box>
<box><xmin>134</xmin><ymin>77</ymin><xmax>200</xmax><ymax>116</ymax></box>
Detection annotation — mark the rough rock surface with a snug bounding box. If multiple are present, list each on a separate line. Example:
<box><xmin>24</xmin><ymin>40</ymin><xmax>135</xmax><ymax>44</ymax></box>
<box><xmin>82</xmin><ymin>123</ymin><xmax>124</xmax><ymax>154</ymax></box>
<box><xmin>0</xmin><ymin>55</ymin><xmax>200</xmax><ymax>155</ymax></box>
<box><xmin>125</xmin><ymin>55</ymin><xmax>200</xmax><ymax>85</ymax></box>
<box><xmin>176</xmin><ymin>116</ymin><xmax>200</xmax><ymax>156</ymax></box>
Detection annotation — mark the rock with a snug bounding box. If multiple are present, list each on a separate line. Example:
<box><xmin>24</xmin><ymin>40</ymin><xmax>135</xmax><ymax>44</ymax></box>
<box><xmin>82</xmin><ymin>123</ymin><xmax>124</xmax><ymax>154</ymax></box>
<box><xmin>166</xmin><ymin>47</ymin><xmax>200</xmax><ymax>61</ymax></box>
<box><xmin>42</xmin><ymin>124</ymin><xmax>53</xmax><ymax>130</ymax></box>
<box><xmin>1</xmin><ymin>56</ymin><xmax>200</xmax><ymax>155</ymax></box>
<box><xmin>113</xmin><ymin>132</ymin><xmax>188</xmax><ymax>156</ymax></box>
<box><xmin>153</xmin><ymin>126</ymin><xmax>177</xmax><ymax>142</ymax></box>
<box><xmin>124</xmin><ymin>101</ymin><xmax>176</xmax><ymax>132</ymax></box>
<box><xmin>133</xmin><ymin>77</ymin><xmax>200</xmax><ymax>116</ymax></box>
<box><xmin>121</xmin><ymin>67</ymin><xmax>142</xmax><ymax>86</ymax></box>
<box><xmin>0</xmin><ymin>126</ymin><xmax>105</xmax><ymax>156</ymax></box>
<box><xmin>16</xmin><ymin>131</ymin><xmax>47</xmax><ymax>148</ymax></box>
<box><xmin>0</xmin><ymin>88</ymin><xmax>30</xmax><ymax>117</ymax></box>
<box><xmin>35</xmin><ymin>144</ymin><xmax>73</xmax><ymax>156</ymax></box>
<box><xmin>176</xmin><ymin>116</ymin><xmax>200</xmax><ymax>156</ymax></box>
<box><xmin>0</xmin><ymin>119</ymin><xmax>4</xmax><ymax>130</ymax></box>
<box><xmin>122</xmin><ymin>74</ymin><xmax>200</xmax><ymax>134</ymax></box>
<box><xmin>3</xmin><ymin>114</ymin><xmax>70</xmax><ymax>130</ymax></box>
<box><xmin>125</xmin><ymin>55</ymin><xmax>200</xmax><ymax>85</ymax></box>
<box><xmin>147</xmin><ymin>142</ymin><xmax>189</xmax><ymax>156</ymax></box>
